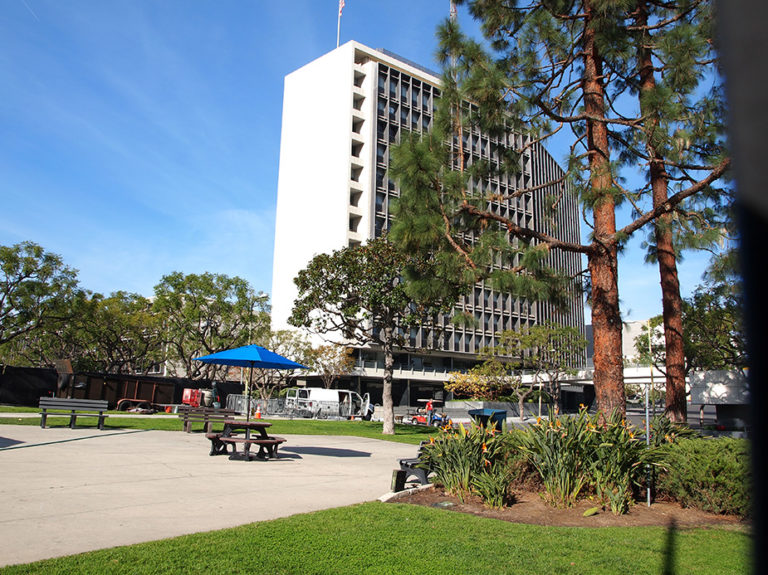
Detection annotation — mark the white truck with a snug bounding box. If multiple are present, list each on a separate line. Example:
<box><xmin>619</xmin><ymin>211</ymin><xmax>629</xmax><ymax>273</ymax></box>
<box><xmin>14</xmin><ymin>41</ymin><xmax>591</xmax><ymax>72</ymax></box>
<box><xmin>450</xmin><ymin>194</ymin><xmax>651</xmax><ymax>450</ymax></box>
<box><xmin>284</xmin><ymin>387</ymin><xmax>372</xmax><ymax>420</ymax></box>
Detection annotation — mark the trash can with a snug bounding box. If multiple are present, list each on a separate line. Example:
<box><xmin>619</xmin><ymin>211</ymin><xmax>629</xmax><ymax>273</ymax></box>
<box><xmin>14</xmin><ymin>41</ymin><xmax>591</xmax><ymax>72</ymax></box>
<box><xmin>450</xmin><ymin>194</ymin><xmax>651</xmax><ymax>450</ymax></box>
<box><xmin>468</xmin><ymin>408</ymin><xmax>507</xmax><ymax>431</ymax></box>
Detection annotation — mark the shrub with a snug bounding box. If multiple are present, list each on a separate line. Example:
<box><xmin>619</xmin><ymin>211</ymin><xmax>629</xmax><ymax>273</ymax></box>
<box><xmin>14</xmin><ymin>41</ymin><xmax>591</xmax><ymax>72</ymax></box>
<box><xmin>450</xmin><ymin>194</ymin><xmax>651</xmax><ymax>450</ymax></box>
<box><xmin>515</xmin><ymin>408</ymin><xmax>664</xmax><ymax>513</ymax></box>
<box><xmin>472</xmin><ymin>467</ymin><xmax>513</xmax><ymax>509</ymax></box>
<box><xmin>588</xmin><ymin>411</ymin><xmax>664</xmax><ymax>514</ymax></box>
<box><xmin>515</xmin><ymin>409</ymin><xmax>593</xmax><ymax>508</ymax></box>
<box><xmin>419</xmin><ymin>423</ymin><xmax>508</xmax><ymax>504</ymax></box>
<box><xmin>656</xmin><ymin>437</ymin><xmax>750</xmax><ymax>517</ymax></box>
<box><xmin>646</xmin><ymin>414</ymin><xmax>698</xmax><ymax>447</ymax></box>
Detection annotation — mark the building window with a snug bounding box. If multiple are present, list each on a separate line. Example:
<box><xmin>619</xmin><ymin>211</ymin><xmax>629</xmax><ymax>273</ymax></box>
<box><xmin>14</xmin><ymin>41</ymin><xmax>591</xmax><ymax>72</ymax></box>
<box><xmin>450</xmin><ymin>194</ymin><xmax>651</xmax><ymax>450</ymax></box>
<box><xmin>375</xmin><ymin>192</ymin><xmax>386</xmax><ymax>213</ymax></box>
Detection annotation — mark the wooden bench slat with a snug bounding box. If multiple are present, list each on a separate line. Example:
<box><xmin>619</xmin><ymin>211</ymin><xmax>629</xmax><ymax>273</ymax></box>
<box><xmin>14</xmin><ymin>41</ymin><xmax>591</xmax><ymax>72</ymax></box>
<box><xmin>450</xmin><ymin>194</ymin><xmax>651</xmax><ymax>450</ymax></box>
<box><xmin>38</xmin><ymin>397</ymin><xmax>109</xmax><ymax>430</ymax></box>
<box><xmin>177</xmin><ymin>406</ymin><xmax>239</xmax><ymax>433</ymax></box>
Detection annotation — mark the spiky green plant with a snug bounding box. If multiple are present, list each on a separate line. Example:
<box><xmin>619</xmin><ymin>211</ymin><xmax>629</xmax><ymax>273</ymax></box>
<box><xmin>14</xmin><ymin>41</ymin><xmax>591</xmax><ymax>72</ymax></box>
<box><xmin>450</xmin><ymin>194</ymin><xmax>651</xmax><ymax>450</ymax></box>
<box><xmin>515</xmin><ymin>409</ymin><xmax>593</xmax><ymax>508</ymax></box>
<box><xmin>419</xmin><ymin>423</ymin><xmax>506</xmax><ymax>503</ymax></box>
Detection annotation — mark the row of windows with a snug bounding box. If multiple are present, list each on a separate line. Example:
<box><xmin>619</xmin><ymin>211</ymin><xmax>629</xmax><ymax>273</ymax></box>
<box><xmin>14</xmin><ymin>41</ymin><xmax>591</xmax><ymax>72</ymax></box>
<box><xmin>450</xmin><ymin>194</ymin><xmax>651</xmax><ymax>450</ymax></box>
<box><xmin>403</xmin><ymin>323</ymin><xmax>538</xmax><ymax>354</ymax></box>
<box><xmin>378</xmin><ymin>66</ymin><xmax>437</xmax><ymax>111</ymax></box>
<box><xmin>377</xmin><ymin>100</ymin><xmax>433</xmax><ymax>132</ymax></box>
<box><xmin>369</xmin><ymin>58</ymin><xmax>580</xmax><ymax>352</ymax></box>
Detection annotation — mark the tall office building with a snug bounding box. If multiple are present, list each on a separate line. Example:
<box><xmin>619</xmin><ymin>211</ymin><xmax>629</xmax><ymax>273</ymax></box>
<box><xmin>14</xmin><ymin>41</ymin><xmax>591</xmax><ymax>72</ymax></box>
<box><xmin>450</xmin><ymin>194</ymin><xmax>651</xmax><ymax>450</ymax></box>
<box><xmin>271</xmin><ymin>41</ymin><xmax>585</xmax><ymax>405</ymax></box>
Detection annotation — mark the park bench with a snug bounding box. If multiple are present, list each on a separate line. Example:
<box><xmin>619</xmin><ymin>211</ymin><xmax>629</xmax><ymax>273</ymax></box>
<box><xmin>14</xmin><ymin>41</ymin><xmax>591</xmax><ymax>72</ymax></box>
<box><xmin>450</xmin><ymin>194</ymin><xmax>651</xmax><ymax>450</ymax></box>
<box><xmin>206</xmin><ymin>432</ymin><xmax>286</xmax><ymax>459</ymax></box>
<box><xmin>39</xmin><ymin>397</ymin><xmax>109</xmax><ymax>430</ymax></box>
<box><xmin>392</xmin><ymin>440</ymin><xmax>432</xmax><ymax>492</ymax></box>
<box><xmin>177</xmin><ymin>405</ymin><xmax>238</xmax><ymax>433</ymax></box>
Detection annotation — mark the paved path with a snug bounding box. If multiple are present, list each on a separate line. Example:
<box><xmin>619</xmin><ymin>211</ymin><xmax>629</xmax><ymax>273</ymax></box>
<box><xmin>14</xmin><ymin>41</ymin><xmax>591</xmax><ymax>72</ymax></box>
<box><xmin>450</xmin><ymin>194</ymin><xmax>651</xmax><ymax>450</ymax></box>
<box><xmin>0</xmin><ymin>424</ymin><xmax>417</xmax><ymax>568</ymax></box>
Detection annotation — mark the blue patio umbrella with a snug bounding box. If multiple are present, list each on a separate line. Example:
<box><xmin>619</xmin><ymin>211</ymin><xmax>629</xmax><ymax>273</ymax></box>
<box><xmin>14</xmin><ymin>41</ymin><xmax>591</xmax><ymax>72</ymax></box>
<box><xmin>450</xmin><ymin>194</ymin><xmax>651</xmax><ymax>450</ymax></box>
<box><xmin>194</xmin><ymin>344</ymin><xmax>307</xmax><ymax>424</ymax></box>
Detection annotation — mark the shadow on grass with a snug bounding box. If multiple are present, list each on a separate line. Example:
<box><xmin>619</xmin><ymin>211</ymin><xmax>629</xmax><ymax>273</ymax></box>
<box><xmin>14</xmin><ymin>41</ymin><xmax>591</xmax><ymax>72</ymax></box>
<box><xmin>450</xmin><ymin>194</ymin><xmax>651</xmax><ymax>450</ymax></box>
<box><xmin>663</xmin><ymin>518</ymin><xmax>677</xmax><ymax>575</ymax></box>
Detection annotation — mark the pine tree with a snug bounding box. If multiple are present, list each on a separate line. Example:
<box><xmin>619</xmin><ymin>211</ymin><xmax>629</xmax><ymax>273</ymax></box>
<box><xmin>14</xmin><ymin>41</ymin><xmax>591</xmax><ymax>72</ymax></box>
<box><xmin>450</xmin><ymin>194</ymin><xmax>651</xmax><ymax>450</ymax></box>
<box><xmin>619</xmin><ymin>0</ymin><xmax>730</xmax><ymax>421</ymax></box>
<box><xmin>391</xmin><ymin>0</ymin><xmax>729</xmax><ymax>418</ymax></box>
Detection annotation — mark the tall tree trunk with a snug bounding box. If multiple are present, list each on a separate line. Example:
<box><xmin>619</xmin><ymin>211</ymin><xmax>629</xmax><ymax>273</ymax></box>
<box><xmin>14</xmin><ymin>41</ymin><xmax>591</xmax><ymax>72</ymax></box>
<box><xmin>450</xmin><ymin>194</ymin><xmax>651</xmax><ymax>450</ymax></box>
<box><xmin>637</xmin><ymin>2</ymin><xmax>687</xmax><ymax>422</ymax></box>
<box><xmin>584</xmin><ymin>2</ymin><xmax>626</xmax><ymax>418</ymax></box>
<box><xmin>381</xmin><ymin>326</ymin><xmax>395</xmax><ymax>435</ymax></box>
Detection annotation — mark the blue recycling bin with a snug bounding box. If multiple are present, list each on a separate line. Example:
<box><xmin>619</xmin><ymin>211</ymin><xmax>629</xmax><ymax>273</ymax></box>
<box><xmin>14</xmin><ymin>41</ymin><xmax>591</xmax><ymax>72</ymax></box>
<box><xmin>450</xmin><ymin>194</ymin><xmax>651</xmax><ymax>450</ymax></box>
<box><xmin>468</xmin><ymin>408</ymin><xmax>507</xmax><ymax>431</ymax></box>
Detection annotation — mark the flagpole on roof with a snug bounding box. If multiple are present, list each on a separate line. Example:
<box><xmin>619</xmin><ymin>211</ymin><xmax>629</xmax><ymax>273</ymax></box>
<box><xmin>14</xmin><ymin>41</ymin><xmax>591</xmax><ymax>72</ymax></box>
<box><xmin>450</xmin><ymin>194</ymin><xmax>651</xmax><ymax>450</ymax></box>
<box><xmin>337</xmin><ymin>0</ymin><xmax>345</xmax><ymax>48</ymax></box>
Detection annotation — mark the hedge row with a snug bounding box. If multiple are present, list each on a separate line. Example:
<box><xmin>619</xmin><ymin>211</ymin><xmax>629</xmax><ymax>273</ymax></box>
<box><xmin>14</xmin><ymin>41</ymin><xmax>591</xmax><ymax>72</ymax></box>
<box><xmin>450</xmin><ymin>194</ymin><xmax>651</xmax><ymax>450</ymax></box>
<box><xmin>656</xmin><ymin>437</ymin><xmax>751</xmax><ymax>517</ymax></box>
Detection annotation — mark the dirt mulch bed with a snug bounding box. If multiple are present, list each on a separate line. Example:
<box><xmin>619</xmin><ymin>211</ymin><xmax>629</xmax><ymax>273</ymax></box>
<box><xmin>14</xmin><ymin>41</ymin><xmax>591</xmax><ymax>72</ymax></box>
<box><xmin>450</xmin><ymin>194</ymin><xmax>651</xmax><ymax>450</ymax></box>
<box><xmin>388</xmin><ymin>485</ymin><xmax>749</xmax><ymax>530</ymax></box>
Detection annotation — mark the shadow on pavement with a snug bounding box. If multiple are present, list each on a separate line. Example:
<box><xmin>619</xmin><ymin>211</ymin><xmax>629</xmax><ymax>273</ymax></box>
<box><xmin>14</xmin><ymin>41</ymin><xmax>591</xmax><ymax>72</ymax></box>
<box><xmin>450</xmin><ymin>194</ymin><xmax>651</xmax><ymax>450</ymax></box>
<box><xmin>281</xmin><ymin>446</ymin><xmax>372</xmax><ymax>458</ymax></box>
<box><xmin>0</xmin><ymin>429</ymin><xmax>148</xmax><ymax>451</ymax></box>
<box><xmin>0</xmin><ymin>436</ymin><xmax>24</xmax><ymax>448</ymax></box>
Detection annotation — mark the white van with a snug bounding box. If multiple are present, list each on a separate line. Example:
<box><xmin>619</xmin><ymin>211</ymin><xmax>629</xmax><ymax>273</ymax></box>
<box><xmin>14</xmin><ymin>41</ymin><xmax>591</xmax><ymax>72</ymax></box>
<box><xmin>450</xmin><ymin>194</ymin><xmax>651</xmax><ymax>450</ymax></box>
<box><xmin>284</xmin><ymin>387</ymin><xmax>372</xmax><ymax>420</ymax></box>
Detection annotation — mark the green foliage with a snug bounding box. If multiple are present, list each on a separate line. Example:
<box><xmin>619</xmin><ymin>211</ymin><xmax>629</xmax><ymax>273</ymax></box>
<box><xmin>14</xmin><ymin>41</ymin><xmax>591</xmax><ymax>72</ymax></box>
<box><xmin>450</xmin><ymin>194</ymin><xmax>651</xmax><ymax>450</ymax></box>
<box><xmin>289</xmin><ymin>238</ymin><xmax>461</xmax><ymax>434</ymax></box>
<box><xmin>683</xmin><ymin>279</ymin><xmax>746</xmax><ymax>371</ymax></box>
<box><xmin>0</xmin><ymin>503</ymin><xmax>750</xmax><ymax>575</ymax></box>
<box><xmin>152</xmin><ymin>271</ymin><xmax>269</xmax><ymax>380</ymax></box>
<box><xmin>516</xmin><ymin>410</ymin><xmax>593</xmax><ymax>508</ymax></box>
<box><xmin>634</xmin><ymin>268</ymin><xmax>746</xmax><ymax>372</ymax></box>
<box><xmin>391</xmin><ymin>0</ymin><xmax>730</xmax><ymax>421</ymax></box>
<box><xmin>647</xmin><ymin>414</ymin><xmax>697</xmax><ymax>448</ymax></box>
<box><xmin>472</xmin><ymin>466</ymin><xmax>512</xmax><ymax>509</ymax></box>
<box><xmin>656</xmin><ymin>437</ymin><xmax>751</xmax><ymax>517</ymax></box>
<box><xmin>0</xmin><ymin>241</ymin><xmax>79</xmax><ymax>352</ymax></box>
<box><xmin>589</xmin><ymin>412</ymin><xmax>663</xmax><ymax>515</ymax></box>
<box><xmin>289</xmin><ymin>238</ymin><xmax>456</xmax><ymax>348</ymax></box>
<box><xmin>497</xmin><ymin>322</ymin><xmax>587</xmax><ymax>413</ymax></box>
<box><xmin>445</xmin><ymin>357</ymin><xmax>518</xmax><ymax>401</ymax></box>
<box><xmin>517</xmin><ymin>408</ymin><xmax>664</xmax><ymax>513</ymax></box>
<box><xmin>419</xmin><ymin>422</ymin><xmax>508</xmax><ymax>504</ymax></box>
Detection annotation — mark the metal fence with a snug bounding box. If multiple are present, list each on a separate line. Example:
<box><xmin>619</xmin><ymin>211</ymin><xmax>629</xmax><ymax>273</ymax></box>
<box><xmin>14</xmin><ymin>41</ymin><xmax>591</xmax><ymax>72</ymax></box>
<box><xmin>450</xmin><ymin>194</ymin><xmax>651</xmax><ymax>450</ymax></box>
<box><xmin>225</xmin><ymin>394</ymin><xmax>284</xmax><ymax>416</ymax></box>
<box><xmin>225</xmin><ymin>394</ymin><xmax>356</xmax><ymax>420</ymax></box>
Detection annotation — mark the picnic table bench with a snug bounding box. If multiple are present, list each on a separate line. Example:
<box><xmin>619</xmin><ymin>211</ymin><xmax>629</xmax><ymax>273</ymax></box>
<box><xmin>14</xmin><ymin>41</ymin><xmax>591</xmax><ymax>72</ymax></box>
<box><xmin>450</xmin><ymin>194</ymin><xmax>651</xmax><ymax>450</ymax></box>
<box><xmin>39</xmin><ymin>397</ymin><xmax>109</xmax><ymax>430</ymax></box>
<box><xmin>206</xmin><ymin>419</ymin><xmax>286</xmax><ymax>460</ymax></box>
<box><xmin>207</xmin><ymin>433</ymin><xmax>286</xmax><ymax>459</ymax></box>
<box><xmin>177</xmin><ymin>406</ymin><xmax>238</xmax><ymax>433</ymax></box>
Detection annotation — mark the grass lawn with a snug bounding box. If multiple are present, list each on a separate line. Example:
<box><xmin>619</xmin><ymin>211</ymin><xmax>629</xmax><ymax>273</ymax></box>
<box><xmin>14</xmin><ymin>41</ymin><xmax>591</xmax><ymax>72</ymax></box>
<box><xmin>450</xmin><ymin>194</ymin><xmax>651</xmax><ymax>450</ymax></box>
<box><xmin>0</xmin><ymin>502</ymin><xmax>749</xmax><ymax>574</ymax></box>
<box><xmin>0</xmin><ymin>412</ymin><xmax>435</xmax><ymax>444</ymax></box>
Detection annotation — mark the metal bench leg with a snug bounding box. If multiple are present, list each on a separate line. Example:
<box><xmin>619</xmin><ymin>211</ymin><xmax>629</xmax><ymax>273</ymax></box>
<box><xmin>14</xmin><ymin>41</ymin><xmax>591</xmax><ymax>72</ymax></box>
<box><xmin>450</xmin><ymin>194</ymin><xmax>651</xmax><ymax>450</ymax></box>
<box><xmin>392</xmin><ymin>470</ymin><xmax>407</xmax><ymax>492</ymax></box>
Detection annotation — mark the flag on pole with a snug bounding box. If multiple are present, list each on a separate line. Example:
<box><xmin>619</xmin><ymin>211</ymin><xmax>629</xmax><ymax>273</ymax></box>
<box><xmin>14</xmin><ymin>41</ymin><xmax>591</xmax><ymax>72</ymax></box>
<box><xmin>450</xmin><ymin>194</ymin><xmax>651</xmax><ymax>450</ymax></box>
<box><xmin>337</xmin><ymin>0</ymin><xmax>345</xmax><ymax>48</ymax></box>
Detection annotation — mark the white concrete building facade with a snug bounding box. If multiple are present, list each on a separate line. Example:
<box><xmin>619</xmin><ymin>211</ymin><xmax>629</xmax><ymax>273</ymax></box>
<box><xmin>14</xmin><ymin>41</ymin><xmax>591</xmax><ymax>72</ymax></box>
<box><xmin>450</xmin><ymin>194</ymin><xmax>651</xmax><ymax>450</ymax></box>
<box><xmin>271</xmin><ymin>42</ymin><xmax>585</xmax><ymax>406</ymax></box>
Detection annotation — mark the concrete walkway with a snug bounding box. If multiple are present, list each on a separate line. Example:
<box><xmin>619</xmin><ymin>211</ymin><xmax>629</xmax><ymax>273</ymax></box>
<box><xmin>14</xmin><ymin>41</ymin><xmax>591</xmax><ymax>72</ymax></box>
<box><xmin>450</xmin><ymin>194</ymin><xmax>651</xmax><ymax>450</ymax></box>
<box><xmin>0</xmin><ymin>424</ymin><xmax>418</xmax><ymax>567</ymax></box>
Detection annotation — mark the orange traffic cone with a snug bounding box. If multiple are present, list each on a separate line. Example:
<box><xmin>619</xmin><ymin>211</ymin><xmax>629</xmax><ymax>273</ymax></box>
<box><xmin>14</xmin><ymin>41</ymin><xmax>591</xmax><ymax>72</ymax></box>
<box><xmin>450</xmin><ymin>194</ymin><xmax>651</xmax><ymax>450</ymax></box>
<box><xmin>255</xmin><ymin>405</ymin><xmax>262</xmax><ymax>419</ymax></box>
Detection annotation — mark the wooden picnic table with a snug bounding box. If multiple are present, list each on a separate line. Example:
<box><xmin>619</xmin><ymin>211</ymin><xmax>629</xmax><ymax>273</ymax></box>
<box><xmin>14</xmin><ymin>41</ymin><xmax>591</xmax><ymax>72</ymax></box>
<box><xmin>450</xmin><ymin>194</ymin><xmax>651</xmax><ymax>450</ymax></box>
<box><xmin>206</xmin><ymin>419</ymin><xmax>286</xmax><ymax>460</ymax></box>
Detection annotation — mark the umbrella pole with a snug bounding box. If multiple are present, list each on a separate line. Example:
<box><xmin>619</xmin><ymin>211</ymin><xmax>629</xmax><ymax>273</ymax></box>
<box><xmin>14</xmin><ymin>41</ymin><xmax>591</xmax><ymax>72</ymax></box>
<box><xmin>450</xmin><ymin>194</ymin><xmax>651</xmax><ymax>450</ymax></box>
<box><xmin>246</xmin><ymin>364</ymin><xmax>253</xmax><ymax>440</ymax></box>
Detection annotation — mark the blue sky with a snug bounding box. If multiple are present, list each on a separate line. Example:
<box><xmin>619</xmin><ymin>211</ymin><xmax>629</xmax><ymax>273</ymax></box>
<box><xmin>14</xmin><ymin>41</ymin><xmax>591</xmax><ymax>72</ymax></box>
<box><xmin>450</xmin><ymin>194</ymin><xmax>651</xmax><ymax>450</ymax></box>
<box><xmin>1</xmin><ymin>0</ymin><xmax>713</xmax><ymax>324</ymax></box>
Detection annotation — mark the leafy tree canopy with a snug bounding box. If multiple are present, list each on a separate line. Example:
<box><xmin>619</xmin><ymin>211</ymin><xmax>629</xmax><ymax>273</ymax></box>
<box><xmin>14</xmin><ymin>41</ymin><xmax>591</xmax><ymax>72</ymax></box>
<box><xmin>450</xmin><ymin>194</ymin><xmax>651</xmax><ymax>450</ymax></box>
<box><xmin>153</xmin><ymin>271</ymin><xmax>270</xmax><ymax>380</ymax></box>
<box><xmin>289</xmin><ymin>237</ymin><xmax>462</xmax><ymax>434</ymax></box>
<box><xmin>0</xmin><ymin>241</ymin><xmax>79</xmax><ymax>350</ymax></box>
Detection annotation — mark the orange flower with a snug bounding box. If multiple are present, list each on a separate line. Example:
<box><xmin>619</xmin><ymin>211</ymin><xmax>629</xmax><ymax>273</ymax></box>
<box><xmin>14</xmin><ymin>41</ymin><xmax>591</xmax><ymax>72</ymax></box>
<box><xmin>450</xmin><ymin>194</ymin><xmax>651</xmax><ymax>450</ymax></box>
<box><xmin>482</xmin><ymin>442</ymin><xmax>488</xmax><ymax>453</ymax></box>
